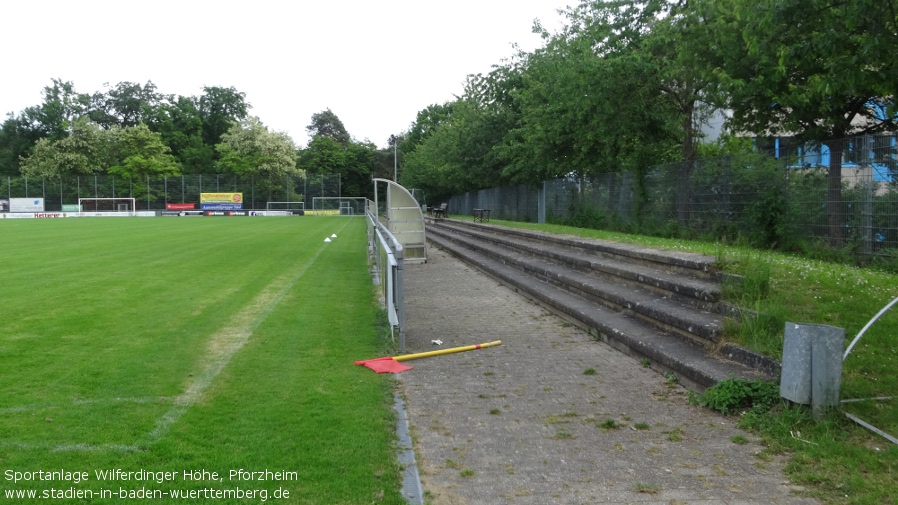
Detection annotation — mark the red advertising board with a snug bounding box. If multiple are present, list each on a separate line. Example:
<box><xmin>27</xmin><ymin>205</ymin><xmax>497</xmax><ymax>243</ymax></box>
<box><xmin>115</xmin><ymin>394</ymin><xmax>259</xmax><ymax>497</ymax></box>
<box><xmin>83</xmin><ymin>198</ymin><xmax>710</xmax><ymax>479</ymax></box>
<box><xmin>166</xmin><ymin>203</ymin><xmax>196</xmax><ymax>210</ymax></box>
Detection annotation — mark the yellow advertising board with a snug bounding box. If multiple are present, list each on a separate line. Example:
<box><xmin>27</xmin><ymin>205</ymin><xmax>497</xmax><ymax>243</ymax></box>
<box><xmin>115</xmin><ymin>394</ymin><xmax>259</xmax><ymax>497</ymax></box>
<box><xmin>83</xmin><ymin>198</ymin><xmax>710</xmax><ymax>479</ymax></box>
<box><xmin>200</xmin><ymin>193</ymin><xmax>243</xmax><ymax>210</ymax></box>
<box><xmin>200</xmin><ymin>193</ymin><xmax>243</xmax><ymax>204</ymax></box>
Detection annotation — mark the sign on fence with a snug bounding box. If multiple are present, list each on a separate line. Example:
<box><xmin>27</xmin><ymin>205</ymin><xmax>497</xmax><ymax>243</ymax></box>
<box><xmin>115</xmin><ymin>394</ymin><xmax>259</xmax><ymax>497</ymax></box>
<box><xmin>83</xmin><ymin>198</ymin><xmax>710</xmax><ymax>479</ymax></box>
<box><xmin>10</xmin><ymin>198</ymin><xmax>44</xmax><ymax>212</ymax></box>
<box><xmin>200</xmin><ymin>193</ymin><xmax>243</xmax><ymax>210</ymax></box>
<box><xmin>166</xmin><ymin>203</ymin><xmax>195</xmax><ymax>210</ymax></box>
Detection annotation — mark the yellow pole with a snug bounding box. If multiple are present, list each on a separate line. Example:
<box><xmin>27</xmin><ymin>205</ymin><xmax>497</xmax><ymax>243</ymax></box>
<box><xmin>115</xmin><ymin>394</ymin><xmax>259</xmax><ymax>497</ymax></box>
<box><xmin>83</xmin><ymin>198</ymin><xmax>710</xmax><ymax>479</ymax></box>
<box><xmin>392</xmin><ymin>340</ymin><xmax>502</xmax><ymax>362</ymax></box>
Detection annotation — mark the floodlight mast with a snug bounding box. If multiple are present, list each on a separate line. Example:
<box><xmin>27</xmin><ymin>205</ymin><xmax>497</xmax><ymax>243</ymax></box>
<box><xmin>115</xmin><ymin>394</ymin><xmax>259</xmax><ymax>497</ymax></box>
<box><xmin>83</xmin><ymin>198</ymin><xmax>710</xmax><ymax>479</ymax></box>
<box><xmin>389</xmin><ymin>134</ymin><xmax>398</xmax><ymax>181</ymax></box>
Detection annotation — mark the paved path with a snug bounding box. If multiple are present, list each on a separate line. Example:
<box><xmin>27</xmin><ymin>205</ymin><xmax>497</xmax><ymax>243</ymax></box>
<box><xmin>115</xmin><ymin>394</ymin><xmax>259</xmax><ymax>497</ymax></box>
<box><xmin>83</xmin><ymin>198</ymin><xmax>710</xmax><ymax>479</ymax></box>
<box><xmin>398</xmin><ymin>247</ymin><xmax>819</xmax><ymax>505</ymax></box>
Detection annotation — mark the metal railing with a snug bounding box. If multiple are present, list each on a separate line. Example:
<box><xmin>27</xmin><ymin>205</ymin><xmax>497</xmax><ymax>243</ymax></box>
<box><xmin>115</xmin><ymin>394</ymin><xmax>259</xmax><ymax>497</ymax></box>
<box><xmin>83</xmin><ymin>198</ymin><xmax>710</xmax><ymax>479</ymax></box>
<box><xmin>367</xmin><ymin>203</ymin><xmax>406</xmax><ymax>352</ymax></box>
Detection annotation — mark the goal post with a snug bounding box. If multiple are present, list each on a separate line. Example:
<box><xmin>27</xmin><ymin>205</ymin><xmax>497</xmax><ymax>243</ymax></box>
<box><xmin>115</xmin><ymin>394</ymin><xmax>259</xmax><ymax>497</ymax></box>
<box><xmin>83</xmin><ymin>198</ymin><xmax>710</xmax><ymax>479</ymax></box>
<box><xmin>311</xmin><ymin>197</ymin><xmax>367</xmax><ymax>215</ymax></box>
<box><xmin>78</xmin><ymin>198</ymin><xmax>137</xmax><ymax>212</ymax></box>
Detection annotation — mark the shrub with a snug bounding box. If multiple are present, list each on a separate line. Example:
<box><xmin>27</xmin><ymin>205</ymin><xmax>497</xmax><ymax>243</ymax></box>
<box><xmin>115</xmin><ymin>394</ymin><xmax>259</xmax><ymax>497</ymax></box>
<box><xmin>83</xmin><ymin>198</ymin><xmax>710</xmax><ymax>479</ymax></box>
<box><xmin>692</xmin><ymin>378</ymin><xmax>780</xmax><ymax>415</ymax></box>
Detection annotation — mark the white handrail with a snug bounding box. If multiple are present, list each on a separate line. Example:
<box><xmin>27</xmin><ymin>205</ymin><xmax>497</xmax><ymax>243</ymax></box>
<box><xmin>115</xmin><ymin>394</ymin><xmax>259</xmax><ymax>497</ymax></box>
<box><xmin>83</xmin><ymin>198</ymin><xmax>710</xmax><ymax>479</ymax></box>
<box><xmin>843</xmin><ymin>295</ymin><xmax>898</xmax><ymax>361</ymax></box>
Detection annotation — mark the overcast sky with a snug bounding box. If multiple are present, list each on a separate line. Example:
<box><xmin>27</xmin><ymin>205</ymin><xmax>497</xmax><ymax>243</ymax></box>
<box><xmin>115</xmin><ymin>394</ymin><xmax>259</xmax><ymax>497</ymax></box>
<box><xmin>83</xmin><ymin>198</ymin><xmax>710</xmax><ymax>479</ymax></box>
<box><xmin>1</xmin><ymin>0</ymin><xmax>570</xmax><ymax>149</ymax></box>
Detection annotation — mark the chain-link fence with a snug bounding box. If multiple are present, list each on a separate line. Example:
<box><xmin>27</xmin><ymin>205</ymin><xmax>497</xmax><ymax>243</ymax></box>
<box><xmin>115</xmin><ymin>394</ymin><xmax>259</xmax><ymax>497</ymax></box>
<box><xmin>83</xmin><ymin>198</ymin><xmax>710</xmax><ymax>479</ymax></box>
<box><xmin>448</xmin><ymin>135</ymin><xmax>898</xmax><ymax>262</ymax></box>
<box><xmin>0</xmin><ymin>173</ymin><xmax>344</xmax><ymax>211</ymax></box>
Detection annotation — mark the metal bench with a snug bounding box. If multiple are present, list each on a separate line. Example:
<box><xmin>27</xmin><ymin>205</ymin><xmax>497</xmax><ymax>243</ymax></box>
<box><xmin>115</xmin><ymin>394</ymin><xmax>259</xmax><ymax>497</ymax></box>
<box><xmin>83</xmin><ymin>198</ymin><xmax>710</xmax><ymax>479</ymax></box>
<box><xmin>431</xmin><ymin>203</ymin><xmax>448</xmax><ymax>218</ymax></box>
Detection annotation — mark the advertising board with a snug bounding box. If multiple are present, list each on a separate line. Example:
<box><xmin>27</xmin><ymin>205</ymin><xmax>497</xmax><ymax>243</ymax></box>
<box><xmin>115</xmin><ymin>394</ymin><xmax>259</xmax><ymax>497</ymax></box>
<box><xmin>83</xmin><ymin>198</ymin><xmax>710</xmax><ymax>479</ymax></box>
<box><xmin>200</xmin><ymin>193</ymin><xmax>243</xmax><ymax>210</ymax></box>
<box><xmin>10</xmin><ymin>198</ymin><xmax>45</xmax><ymax>212</ymax></box>
<box><xmin>166</xmin><ymin>203</ymin><xmax>196</xmax><ymax>210</ymax></box>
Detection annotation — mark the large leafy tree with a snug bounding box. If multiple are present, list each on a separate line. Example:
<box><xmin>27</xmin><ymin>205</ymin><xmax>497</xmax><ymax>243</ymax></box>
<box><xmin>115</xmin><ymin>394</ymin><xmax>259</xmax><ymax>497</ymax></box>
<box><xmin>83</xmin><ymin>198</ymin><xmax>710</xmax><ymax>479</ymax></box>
<box><xmin>700</xmin><ymin>0</ymin><xmax>898</xmax><ymax>245</ymax></box>
<box><xmin>198</xmin><ymin>86</ymin><xmax>250</xmax><ymax>148</ymax></box>
<box><xmin>298</xmin><ymin>135</ymin><xmax>376</xmax><ymax>197</ymax></box>
<box><xmin>85</xmin><ymin>81</ymin><xmax>163</xmax><ymax>129</ymax></box>
<box><xmin>402</xmin><ymin>62</ymin><xmax>525</xmax><ymax>199</ymax></box>
<box><xmin>299</xmin><ymin>135</ymin><xmax>346</xmax><ymax>175</ymax></box>
<box><xmin>2</xmin><ymin>81</ymin><xmax>256</xmax><ymax>178</ymax></box>
<box><xmin>502</xmin><ymin>1</ymin><xmax>682</xmax><ymax>186</ymax></box>
<box><xmin>146</xmin><ymin>95</ymin><xmax>212</xmax><ymax>174</ymax></box>
<box><xmin>0</xmin><ymin>79</ymin><xmax>89</xmax><ymax>174</ymax></box>
<box><xmin>402</xmin><ymin>97</ymin><xmax>491</xmax><ymax>201</ymax></box>
<box><xmin>19</xmin><ymin>120</ymin><xmax>180</xmax><ymax>179</ymax></box>
<box><xmin>19</xmin><ymin>120</ymin><xmax>114</xmax><ymax>178</ymax></box>
<box><xmin>0</xmin><ymin>114</ymin><xmax>43</xmax><ymax>175</ymax></box>
<box><xmin>216</xmin><ymin>117</ymin><xmax>299</xmax><ymax>179</ymax></box>
<box><xmin>340</xmin><ymin>141</ymin><xmax>377</xmax><ymax>197</ymax></box>
<box><xmin>401</xmin><ymin>111</ymin><xmax>466</xmax><ymax>202</ymax></box>
<box><xmin>306</xmin><ymin>109</ymin><xmax>351</xmax><ymax>145</ymax></box>
<box><xmin>299</xmin><ymin>110</ymin><xmax>376</xmax><ymax>197</ymax></box>
<box><xmin>401</xmin><ymin>103</ymin><xmax>454</xmax><ymax>157</ymax></box>
<box><xmin>108</xmin><ymin>123</ymin><xmax>180</xmax><ymax>179</ymax></box>
<box><xmin>23</xmin><ymin>121</ymin><xmax>105</xmax><ymax>178</ymax></box>
<box><xmin>23</xmin><ymin>79</ymin><xmax>88</xmax><ymax>140</ymax></box>
<box><xmin>395</xmin><ymin>103</ymin><xmax>454</xmax><ymax>191</ymax></box>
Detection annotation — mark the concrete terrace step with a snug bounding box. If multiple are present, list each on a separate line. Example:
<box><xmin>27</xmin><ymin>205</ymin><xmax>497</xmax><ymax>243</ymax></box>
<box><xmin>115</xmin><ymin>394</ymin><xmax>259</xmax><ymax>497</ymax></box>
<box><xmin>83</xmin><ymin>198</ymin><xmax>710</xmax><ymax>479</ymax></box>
<box><xmin>434</xmin><ymin>219</ymin><xmax>721</xmax><ymax>279</ymax></box>
<box><xmin>429</xmin><ymin>221</ymin><xmax>724</xmax><ymax>304</ymax></box>
<box><xmin>427</xmin><ymin>226</ymin><xmax>724</xmax><ymax>346</ymax></box>
<box><xmin>424</xmin><ymin>219</ymin><xmax>778</xmax><ymax>390</ymax></box>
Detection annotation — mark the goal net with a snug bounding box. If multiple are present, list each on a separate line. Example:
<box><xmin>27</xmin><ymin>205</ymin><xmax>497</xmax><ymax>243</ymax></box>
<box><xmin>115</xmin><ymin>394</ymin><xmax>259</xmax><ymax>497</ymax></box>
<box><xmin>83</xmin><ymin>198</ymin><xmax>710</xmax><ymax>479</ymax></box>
<box><xmin>311</xmin><ymin>197</ymin><xmax>367</xmax><ymax>215</ymax></box>
<box><xmin>78</xmin><ymin>198</ymin><xmax>137</xmax><ymax>212</ymax></box>
<box><xmin>266</xmin><ymin>201</ymin><xmax>305</xmax><ymax>211</ymax></box>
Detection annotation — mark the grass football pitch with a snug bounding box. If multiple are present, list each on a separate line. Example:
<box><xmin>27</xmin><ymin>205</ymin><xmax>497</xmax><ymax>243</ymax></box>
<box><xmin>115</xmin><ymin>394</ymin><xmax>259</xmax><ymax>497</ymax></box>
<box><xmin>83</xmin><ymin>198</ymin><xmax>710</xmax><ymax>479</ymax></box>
<box><xmin>0</xmin><ymin>217</ymin><xmax>405</xmax><ymax>504</ymax></box>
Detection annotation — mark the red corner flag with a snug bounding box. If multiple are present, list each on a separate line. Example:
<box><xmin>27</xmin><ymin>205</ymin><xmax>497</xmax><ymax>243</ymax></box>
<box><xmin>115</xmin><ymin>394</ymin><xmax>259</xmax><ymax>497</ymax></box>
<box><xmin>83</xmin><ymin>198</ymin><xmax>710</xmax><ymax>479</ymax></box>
<box><xmin>355</xmin><ymin>341</ymin><xmax>502</xmax><ymax>374</ymax></box>
<box><xmin>354</xmin><ymin>357</ymin><xmax>413</xmax><ymax>374</ymax></box>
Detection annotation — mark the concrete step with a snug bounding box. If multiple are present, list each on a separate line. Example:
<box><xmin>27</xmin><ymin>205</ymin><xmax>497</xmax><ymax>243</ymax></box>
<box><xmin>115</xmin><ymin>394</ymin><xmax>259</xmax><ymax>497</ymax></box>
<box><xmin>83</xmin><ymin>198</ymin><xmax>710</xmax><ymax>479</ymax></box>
<box><xmin>432</xmin><ymin>219</ymin><xmax>722</xmax><ymax>280</ymax></box>
<box><xmin>429</xmin><ymin>220</ymin><xmax>729</xmax><ymax>303</ymax></box>
<box><xmin>424</xmin><ymin>219</ymin><xmax>779</xmax><ymax>390</ymax></box>
<box><xmin>428</xmin><ymin>226</ymin><xmax>724</xmax><ymax>346</ymax></box>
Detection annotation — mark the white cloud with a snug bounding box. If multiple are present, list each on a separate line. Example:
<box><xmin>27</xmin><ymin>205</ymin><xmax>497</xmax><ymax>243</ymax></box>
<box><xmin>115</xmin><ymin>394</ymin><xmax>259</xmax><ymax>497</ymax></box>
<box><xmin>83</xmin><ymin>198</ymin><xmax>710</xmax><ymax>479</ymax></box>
<box><xmin>0</xmin><ymin>0</ymin><xmax>568</xmax><ymax>148</ymax></box>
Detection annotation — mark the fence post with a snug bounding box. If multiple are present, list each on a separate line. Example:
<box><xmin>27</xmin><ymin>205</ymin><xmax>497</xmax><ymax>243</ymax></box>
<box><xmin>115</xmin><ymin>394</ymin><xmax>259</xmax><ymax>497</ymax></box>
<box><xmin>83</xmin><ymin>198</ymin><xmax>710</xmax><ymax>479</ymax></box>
<box><xmin>538</xmin><ymin>181</ymin><xmax>546</xmax><ymax>224</ymax></box>
<box><xmin>861</xmin><ymin>171</ymin><xmax>874</xmax><ymax>257</ymax></box>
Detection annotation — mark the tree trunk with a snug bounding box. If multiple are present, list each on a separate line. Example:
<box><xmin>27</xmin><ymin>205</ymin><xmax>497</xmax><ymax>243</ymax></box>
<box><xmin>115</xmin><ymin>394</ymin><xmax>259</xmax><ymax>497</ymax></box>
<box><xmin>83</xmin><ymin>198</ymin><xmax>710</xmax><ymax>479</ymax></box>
<box><xmin>826</xmin><ymin>140</ymin><xmax>844</xmax><ymax>247</ymax></box>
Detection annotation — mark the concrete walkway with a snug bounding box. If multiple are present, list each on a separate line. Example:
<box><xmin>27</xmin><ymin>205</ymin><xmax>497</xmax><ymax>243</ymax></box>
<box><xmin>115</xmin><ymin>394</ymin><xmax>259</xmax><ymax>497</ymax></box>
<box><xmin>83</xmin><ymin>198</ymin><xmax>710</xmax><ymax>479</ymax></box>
<box><xmin>398</xmin><ymin>247</ymin><xmax>820</xmax><ymax>505</ymax></box>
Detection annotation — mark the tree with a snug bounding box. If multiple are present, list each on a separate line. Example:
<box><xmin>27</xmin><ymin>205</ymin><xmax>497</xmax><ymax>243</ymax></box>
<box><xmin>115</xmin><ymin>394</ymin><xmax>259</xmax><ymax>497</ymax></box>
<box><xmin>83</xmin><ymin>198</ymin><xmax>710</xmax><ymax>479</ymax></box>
<box><xmin>306</xmin><ymin>109</ymin><xmax>351</xmax><ymax>145</ymax></box>
<box><xmin>19</xmin><ymin>120</ymin><xmax>115</xmax><ymax>178</ymax></box>
<box><xmin>401</xmin><ymin>97</ymin><xmax>489</xmax><ymax>201</ymax></box>
<box><xmin>108</xmin><ymin>124</ymin><xmax>180</xmax><ymax>179</ymax></box>
<box><xmin>340</xmin><ymin>141</ymin><xmax>376</xmax><ymax>197</ymax></box>
<box><xmin>216</xmin><ymin>117</ymin><xmax>299</xmax><ymax>178</ymax></box>
<box><xmin>501</xmin><ymin>1</ymin><xmax>681</xmax><ymax>187</ymax></box>
<box><xmin>21</xmin><ymin>79</ymin><xmax>88</xmax><ymax>140</ymax></box>
<box><xmin>402</xmin><ymin>103</ymin><xmax>454</xmax><ymax>156</ymax></box>
<box><xmin>0</xmin><ymin>114</ymin><xmax>44</xmax><ymax>175</ymax></box>
<box><xmin>19</xmin><ymin>120</ymin><xmax>180</xmax><ymax>180</ymax></box>
<box><xmin>146</xmin><ymin>95</ymin><xmax>212</xmax><ymax>174</ymax></box>
<box><xmin>298</xmin><ymin>135</ymin><xmax>346</xmax><ymax>175</ymax></box>
<box><xmin>86</xmin><ymin>81</ymin><xmax>163</xmax><ymax>129</ymax></box>
<box><xmin>700</xmin><ymin>0</ymin><xmax>898</xmax><ymax>245</ymax></box>
<box><xmin>198</xmin><ymin>86</ymin><xmax>250</xmax><ymax>148</ymax></box>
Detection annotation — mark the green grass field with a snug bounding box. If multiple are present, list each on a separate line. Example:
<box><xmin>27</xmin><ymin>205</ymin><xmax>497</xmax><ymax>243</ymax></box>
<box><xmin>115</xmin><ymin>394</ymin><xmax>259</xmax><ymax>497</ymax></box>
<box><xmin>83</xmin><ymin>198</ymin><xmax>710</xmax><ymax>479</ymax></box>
<box><xmin>0</xmin><ymin>217</ymin><xmax>405</xmax><ymax>504</ymax></box>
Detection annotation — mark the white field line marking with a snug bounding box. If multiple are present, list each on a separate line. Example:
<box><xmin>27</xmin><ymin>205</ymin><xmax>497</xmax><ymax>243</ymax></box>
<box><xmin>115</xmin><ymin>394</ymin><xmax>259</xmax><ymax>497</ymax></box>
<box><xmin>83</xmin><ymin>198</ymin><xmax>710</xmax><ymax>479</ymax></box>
<box><xmin>1</xmin><ymin>219</ymin><xmax>353</xmax><ymax>453</ymax></box>
<box><xmin>142</xmin><ymin>247</ymin><xmax>329</xmax><ymax>446</ymax></box>
<box><xmin>141</xmin><ymin>219</ymin><xmax>351</xmax><ymax>447</ymax></box>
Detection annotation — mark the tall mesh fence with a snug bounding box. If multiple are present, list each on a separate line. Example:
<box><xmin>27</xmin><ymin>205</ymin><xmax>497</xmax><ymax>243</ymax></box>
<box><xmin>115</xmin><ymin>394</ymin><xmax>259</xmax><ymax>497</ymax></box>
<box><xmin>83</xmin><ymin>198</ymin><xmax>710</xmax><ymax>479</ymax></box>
<box><xmin>448</xmin><ymin>135</ymin><xmax>898</xmax><ymax>262</ymax></box>
<box><xmin>0</xmin><ymin>173</ymin><xmax>344</xmax><ymax>211</ymax></box>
